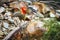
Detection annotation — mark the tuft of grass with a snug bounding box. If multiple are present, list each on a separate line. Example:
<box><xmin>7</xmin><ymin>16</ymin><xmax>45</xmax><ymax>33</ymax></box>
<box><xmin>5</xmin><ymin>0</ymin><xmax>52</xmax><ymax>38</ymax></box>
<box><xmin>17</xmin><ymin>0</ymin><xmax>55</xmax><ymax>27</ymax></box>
<box><xmin>42</xmin><ymin>18</ymin><xmax>60</xmax><ymax>40</ymax></box>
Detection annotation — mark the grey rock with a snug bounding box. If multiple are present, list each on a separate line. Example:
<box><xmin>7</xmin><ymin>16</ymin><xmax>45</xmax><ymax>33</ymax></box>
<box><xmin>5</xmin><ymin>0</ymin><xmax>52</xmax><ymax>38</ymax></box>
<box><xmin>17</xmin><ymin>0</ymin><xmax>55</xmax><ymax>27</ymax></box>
<box><xmin>3</xmin><ymin>22</ymin><xmax>9</xmax><ymax>29</ymax></box>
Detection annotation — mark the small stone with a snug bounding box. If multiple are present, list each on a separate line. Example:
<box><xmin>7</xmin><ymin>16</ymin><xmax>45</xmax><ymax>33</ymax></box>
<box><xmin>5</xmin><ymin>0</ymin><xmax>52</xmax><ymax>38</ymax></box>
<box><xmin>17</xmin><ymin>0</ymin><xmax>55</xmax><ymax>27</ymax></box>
<box><xmin>0</xmin><ymin>14</ymin><xmax>4</xmax><ymax>19</ymax></box>
<box><xmin>3</xmin><ymin>22</ymin><xmax>9</xmax><ymax>29</ymax></box>
<box><xmin>3</xmin><ymin>31</ymin><xmax>8</xmax><ymax>35</ymax></box>
<box><xmin>13</xmin><ymin>17</ymin><xmax>20</xmax><ymax>26</ymax></box>
<box><xmin>4</xmin><ymin>12</ymin><xmax>12</xmax><ymax>19</ymax></box>
<box><xmin>2</xmin><ymin>28</ymin><xmax>6</xmax><ymax>31</ymax></box>
<box><xmin>0</xmin><ymin>7</ymin><xmax>5</xmax><ymax>13</ymax></box>
<box><xmin>50</xmin><ymin>12</ymin><xmax>55</xmax><ymax>17</ymax></box>
<box><xmin>8</xmin><ymin>18</ymin><xmax>14</xmax><ymax>23</ymax></box>
<box><xmin>0</xmin><ymin>30</ymin><xmax>4</xmax><ymax>36</ymax></box>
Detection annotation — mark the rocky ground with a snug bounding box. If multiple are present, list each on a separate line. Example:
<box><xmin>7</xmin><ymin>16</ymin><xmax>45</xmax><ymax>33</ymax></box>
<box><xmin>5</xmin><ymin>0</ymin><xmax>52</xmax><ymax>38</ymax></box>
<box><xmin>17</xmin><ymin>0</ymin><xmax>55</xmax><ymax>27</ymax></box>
<box><xmin>0</xmin><ymin>1</ymin><xmax>60</xmax><ymax>40</ymax></box>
